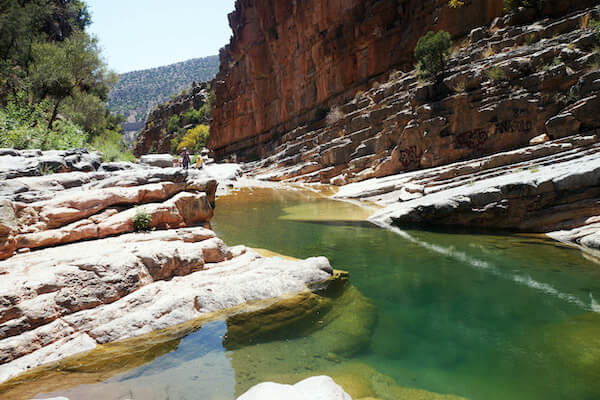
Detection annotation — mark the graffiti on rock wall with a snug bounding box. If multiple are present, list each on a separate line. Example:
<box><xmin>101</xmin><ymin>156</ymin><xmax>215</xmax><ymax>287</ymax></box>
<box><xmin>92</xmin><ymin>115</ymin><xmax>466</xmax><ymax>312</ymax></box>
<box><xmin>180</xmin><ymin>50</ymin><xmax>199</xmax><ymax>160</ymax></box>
<box><xmin>456</xmin><ymin>128</ymin><xmax>488</xmax><ymax>149</ymax></box>
<box><xmin>398</xmin><ymin>146</ymin><xmax>421</xmax><ymax>167</ymax></box>
<box><xmin>495</xmin><ymin>119</ymin><xmax>533</xmax><ymax>134</ymax></box>
<box><xmin>456</xmin><ymin>115</ymin><xmax>533</xmax><ymax>149</ymax></box>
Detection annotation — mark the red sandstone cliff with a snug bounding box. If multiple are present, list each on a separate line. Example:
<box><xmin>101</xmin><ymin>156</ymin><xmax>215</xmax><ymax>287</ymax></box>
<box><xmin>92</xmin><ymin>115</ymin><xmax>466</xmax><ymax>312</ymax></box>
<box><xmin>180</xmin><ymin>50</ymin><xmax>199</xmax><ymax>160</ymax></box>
<box><xmin>209</xmin><ymin>0</ymin><xmax>504</xmax><ymax>158</ymax></box>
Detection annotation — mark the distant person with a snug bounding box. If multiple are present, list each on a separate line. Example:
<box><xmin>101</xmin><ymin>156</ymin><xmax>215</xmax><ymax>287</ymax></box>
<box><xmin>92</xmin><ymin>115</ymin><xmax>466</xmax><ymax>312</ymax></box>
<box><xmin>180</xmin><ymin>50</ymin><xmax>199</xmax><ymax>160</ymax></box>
<box><xmin>196</xmin><ymin>153</ymin><xmax>203</xmax><ymax>169</ymax></box>
<box><xmin>181</xmin><ymin>148</ymin><xmax>191</xmax><ymax>170</ymax></box>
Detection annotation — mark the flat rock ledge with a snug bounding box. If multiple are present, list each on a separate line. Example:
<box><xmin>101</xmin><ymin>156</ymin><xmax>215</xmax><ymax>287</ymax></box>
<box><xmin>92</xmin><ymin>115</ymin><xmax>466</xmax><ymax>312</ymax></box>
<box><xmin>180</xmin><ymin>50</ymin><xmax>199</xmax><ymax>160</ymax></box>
<box><xmin>335</xmin><ymin>134</ymin><xmax>600</xmax><ymax>253</ymax></box>
<box><xmin>0</xmin><ymin>227</ymin><xmax>334</xmax><ymax>384</ymax></box>
<box><xmin>237</xmin><ymin>376</ymin><xmax>351</xmax><ymax>400</ymax></box>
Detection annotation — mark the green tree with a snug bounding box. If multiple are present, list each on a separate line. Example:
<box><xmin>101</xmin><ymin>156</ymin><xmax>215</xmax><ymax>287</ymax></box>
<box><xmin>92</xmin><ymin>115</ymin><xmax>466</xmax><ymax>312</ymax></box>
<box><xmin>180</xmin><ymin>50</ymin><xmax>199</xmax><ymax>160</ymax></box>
<box><xmin>0</xmin><ymin>0</ymin><xmax>90</xmax><ymax>103</ymax></box>
<box><xmin>167</xmin><ymin>114</ymin><xmax>181</xmax><ymax>133</ymax></box>
<box><xmin>414</xmin><ymin>30</ymin><xmax>452</xmax><ymax>79</ymax></box>
<box><xmin>29</xmin><ymin>32</ymin><xmax>112</xmax><ymax>129</ymax></box>
<box><xmin>177</xmin><ymin>124</ymin><xmax>209</xmax><ymax>152</ymax></box>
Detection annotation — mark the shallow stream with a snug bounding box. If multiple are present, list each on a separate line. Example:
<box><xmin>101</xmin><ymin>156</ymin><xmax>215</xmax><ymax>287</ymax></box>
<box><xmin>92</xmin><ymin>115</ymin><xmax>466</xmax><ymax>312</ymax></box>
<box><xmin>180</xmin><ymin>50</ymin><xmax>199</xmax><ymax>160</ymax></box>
<box><xmin>20</xmin><ymin>187</ymin><xmax>600</xmax><ymax>400</ymax></box>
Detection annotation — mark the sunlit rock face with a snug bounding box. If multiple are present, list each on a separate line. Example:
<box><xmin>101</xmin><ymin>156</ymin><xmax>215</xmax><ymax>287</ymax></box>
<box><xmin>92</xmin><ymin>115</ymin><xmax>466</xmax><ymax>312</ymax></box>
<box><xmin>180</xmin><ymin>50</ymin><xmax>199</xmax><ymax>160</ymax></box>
<box><xmin>213</xmin><ymin>1</ymin><xmax>600</xmax><ymax>193</ymax></box>
<box><xmin>209</xmin><ymin>0</ymin><xmax>504</xmax><ymax>159</ymax></box>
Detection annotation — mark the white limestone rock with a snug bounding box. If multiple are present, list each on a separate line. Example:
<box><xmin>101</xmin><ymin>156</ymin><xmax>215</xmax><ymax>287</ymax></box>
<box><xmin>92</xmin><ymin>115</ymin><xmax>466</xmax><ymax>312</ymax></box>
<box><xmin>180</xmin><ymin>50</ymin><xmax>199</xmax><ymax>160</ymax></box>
<box><xmin>237</xmin><ymin>376</ymin><xmax>352</xmax><ymax>400</ymax></box>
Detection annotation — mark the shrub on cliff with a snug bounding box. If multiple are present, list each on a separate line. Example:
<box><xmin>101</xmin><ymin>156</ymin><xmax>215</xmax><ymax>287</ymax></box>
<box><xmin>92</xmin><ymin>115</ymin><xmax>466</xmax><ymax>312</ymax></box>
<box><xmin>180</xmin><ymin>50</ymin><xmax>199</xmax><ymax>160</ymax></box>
<box><xmin>414</xmin><ymin>31</ymin><xmax>452</xmax><ymax>80</ymax></box>
<box><xmin>133</xmin><ymin>208</ymin><xmax>152</xmax><ymax>232</ymax></box>
<box><xmin>167</xmin><ymin>115</ymin><xmax>181</xmax><ymax>134</ymax></box>
<box><xmin>592</xmin><ymin>19</ymin><xmax>600</xmax><ymax>44</ymax></box>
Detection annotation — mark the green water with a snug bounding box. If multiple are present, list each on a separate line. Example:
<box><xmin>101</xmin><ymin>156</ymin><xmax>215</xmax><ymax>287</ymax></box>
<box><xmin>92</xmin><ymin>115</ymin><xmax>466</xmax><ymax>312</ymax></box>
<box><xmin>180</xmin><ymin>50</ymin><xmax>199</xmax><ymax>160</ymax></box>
<box><xmin>31</xmin><ymin>188</ymin><xmax>600</xmax><ymax>400</ymax></box>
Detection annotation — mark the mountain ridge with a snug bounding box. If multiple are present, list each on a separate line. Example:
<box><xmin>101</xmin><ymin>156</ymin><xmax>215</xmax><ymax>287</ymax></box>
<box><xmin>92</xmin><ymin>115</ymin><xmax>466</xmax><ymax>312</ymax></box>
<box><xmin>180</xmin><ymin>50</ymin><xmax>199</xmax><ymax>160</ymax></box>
<box><xmin>108</xmin><ymin>55</ymin><xmax>219</xmax><ymax>128</ymax></box>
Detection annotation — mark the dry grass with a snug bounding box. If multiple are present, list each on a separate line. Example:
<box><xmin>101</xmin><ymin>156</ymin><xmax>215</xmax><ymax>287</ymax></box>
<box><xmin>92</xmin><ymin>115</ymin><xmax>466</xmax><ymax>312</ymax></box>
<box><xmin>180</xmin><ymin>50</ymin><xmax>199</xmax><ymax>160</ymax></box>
<box><xmin>580</xmin><ymin>13</ymin><xmax>591</xmax><ymax>30</ymax></box>
<box><xmin>451</xmin><ymin>78</ymin><xmax>466</xmax><ymax>93</ymax></box>
<box><xmin>486</xmin><ymin>66</ymin><xmax>507</xmax><ymax>82</ymax></box>
<box><xmin>482</xmin><ymin>45</ymin><xmax>495</xmax><ymax>59</ymax></box>
<box><xmin>326</xmin><ymin>106</ymin><xmax>344</xmax><ymax>126</ymax></box>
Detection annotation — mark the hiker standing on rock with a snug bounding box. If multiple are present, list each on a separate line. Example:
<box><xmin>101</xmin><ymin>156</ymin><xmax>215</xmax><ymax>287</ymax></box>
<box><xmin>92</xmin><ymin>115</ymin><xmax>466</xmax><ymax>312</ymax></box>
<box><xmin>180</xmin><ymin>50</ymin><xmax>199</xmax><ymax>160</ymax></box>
<box><xmin>181</xmin><ymin>147</ymin><xmax>191</xmax><ymax>170</ymax></box>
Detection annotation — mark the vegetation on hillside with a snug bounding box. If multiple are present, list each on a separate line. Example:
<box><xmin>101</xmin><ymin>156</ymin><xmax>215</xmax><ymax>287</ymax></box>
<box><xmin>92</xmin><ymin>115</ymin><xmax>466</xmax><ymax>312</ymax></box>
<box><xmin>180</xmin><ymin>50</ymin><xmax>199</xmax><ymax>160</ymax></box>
<box><xmin>108</xmin><ymin>56</ymin><xmax>219</xmax><ymax>125</ymax></box>
<box><xmin>0</xmin><ymin>0</ymin><xmax>132</xmax><ymax>160</ymax></box>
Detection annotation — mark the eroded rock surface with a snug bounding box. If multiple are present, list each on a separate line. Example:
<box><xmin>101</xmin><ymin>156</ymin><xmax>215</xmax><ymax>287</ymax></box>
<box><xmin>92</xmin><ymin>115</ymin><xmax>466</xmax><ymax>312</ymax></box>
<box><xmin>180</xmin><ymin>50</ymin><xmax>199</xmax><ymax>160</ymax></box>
<box><xmin>0</xmin><ymin>156</ymin><xmax>339</xmax><ymax>388</ymax></box>
<box><xmin>0</xmin><ymin>166</ymin><xmax>217</xmax><ymax>259</ymax></box>
<box><xmin>0</xmin><ymin>149</ymin><xmax>102</xmax><ymax>180</ymax></box>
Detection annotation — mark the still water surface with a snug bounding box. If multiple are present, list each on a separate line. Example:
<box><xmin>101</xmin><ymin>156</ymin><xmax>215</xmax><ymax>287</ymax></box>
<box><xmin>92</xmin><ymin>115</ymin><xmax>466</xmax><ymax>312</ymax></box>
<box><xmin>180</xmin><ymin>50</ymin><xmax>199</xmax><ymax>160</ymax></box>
<box><xmin>31</xmin><ymin>187</ymin><xmax>600</xmax><ymax>400</ymax></box>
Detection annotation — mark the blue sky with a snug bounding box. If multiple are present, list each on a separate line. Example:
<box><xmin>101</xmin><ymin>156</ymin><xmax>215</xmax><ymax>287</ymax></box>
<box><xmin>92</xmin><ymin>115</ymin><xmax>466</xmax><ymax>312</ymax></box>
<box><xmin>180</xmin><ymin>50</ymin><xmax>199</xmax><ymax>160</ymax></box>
<box><xmin>86</xmin><ymin>1</ymin><xmax>235</xmax><ymax>73</ymax></box>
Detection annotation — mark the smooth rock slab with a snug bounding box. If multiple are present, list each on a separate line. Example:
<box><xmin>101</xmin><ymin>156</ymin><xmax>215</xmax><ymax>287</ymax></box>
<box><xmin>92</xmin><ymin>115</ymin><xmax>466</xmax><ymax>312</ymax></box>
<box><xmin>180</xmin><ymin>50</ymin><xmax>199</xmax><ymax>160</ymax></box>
<box><xmin>0</xmin><ymin>228</ymin><xmax>334</xmax><ymax>384</ymax></box>
<box><xmin>237</xmin><ymin>376</ymin><xmax>351</xmax><ymax>400</ymax></box>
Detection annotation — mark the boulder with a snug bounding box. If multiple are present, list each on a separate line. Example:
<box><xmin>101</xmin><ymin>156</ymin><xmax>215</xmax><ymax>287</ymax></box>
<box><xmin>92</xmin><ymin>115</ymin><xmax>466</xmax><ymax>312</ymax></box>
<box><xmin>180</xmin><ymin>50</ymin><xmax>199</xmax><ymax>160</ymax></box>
<box><xmin>139</xmin><ymin>154</ymin><xmax>175</xmax><ymax>168</ymax></box>
<box><xmin>237</xmin><ymin>376</ymin><xmax>351</xmax><ymax>400</ymax></box>
<box><xmin>0</xmin><ymin>200</ymin><xmax>17</xmax><ymax>237</ymax></box>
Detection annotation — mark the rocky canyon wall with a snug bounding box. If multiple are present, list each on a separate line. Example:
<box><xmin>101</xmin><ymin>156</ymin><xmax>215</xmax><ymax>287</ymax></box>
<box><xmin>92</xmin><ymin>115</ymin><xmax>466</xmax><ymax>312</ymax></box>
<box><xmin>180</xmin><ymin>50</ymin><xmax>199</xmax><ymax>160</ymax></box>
<box><xmin>209</xmin><ymin>0</ymin><xmax>504</xmax><ymax>159</ymax></box>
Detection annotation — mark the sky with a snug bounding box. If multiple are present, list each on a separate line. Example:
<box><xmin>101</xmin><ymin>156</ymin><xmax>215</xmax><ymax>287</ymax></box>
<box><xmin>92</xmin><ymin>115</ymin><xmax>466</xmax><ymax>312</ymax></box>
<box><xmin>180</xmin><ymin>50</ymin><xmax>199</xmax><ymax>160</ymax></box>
<box><xmin>86</xmin><ymin>0</ymin><xmax>235</xmax><ymax>73</ymax></box>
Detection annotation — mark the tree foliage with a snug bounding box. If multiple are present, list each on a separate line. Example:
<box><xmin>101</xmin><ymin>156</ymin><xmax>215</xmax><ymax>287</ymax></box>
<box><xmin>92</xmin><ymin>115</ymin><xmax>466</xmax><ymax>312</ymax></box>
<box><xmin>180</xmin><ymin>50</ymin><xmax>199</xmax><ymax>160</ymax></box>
<box><xmin>0</xmin><ymin>0</ymin><xmax>128</xmax><ymax>159</ymax></box>
<box><xmin>0</xmin><ymin>0</ymin><xmax>91</xmax><ymax>102</ymax></box>
<box><xmin>448</xmin><ymin>0</ymin><xmax>465</xmax><ymax>8</ymax></box>
<box><xmin>177</xmin><ymin>124</ymin><xmax>210</xmax><ymax>153</ymax></box>
<box><xmin>28</xmin><ymin>32</ymin><xmax>116</xmax><ymax>128</ymax></box>
<box><xmin>414</xmin><ymin>30</ymin><xmax>452</xmax><ymax>79</ymax></box>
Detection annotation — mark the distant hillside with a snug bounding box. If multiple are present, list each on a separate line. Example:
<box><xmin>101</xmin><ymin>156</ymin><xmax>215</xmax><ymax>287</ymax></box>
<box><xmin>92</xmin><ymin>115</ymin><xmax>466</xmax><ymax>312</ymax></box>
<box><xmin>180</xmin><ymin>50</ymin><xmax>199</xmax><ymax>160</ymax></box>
<box><xmin>107</xmin><ymin>55</ymin><xmax>219</xmax><ymax>127</ymax></box>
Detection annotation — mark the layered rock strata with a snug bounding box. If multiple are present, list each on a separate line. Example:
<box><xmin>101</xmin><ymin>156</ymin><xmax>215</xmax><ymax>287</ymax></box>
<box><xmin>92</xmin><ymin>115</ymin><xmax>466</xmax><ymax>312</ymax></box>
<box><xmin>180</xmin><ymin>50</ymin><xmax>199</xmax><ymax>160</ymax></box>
<box><xmin>210</xmin><ymin>0</ymin><xmax>505</xmax><ymax>158</ymax></box>
<box><xmin>241</xmin><ymin>5</ymin><xmax>600</xmax><ymax>185</ymax></box>
<box><xmin>0</xmin><ymin>166</ymin><xmax>217</xmax><ymax>259</ymax></box>
<box><xmin>333</xmin><ymin>133</ymin><xmax>600</xmax><ymax>252</ymax></box>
